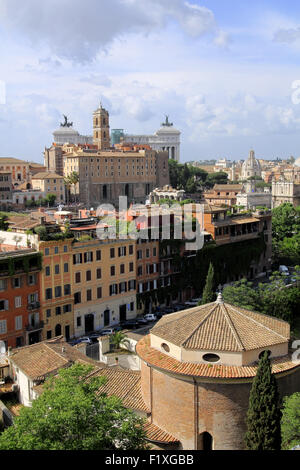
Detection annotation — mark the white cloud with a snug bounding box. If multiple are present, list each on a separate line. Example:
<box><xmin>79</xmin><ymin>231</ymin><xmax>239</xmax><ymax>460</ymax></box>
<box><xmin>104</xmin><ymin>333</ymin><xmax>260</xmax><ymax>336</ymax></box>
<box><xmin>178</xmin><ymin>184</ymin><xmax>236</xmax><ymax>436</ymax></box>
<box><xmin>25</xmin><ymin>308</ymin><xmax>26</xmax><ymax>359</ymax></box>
<box><xmin>274</xmin><ymin>27</ymin><xmax>300</xmax><ymax>44</ymax></box>
<box><xmin>214</xmin><ymin>30</ymin><xmax>231</xmax><ymax>48</ymax></box>
<box><xmin>0</xmin><ymin>0</ymin><xmax>223</xmax><ymax>62</ymax></box>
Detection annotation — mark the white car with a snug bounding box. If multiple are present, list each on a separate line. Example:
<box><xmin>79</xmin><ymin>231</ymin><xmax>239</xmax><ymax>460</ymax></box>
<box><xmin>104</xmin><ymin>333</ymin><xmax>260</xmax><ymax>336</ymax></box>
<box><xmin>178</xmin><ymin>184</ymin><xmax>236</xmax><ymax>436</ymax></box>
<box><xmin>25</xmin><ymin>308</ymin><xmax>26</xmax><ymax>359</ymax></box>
<box><xmin>144</xmin><ymin>313</ymin><xmax>157</xmax><ymax>322</ymax></box>
<box><xmin>100</xmin><ymin>328</ymin><xmax>115</xmax><ymax>336</ymax></box>
<box><xmin>279</xmin><ymin>265</ymin><xmax>290</xmax><ymax>276</ymax></box>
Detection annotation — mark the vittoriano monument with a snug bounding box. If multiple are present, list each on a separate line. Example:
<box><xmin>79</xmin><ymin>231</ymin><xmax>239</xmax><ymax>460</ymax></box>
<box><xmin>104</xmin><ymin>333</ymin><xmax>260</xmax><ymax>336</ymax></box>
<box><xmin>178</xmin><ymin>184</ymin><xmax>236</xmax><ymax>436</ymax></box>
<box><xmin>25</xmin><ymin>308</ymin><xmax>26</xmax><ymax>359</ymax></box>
<box><xmin>161</xmin><ymin>115</ymin><xmax>173</xmax><ymax>127</ymax></box>
<box><xmin>60</xmin><ymin>115</ymin><xmax>73</xmax><ymax>128</ymax></box>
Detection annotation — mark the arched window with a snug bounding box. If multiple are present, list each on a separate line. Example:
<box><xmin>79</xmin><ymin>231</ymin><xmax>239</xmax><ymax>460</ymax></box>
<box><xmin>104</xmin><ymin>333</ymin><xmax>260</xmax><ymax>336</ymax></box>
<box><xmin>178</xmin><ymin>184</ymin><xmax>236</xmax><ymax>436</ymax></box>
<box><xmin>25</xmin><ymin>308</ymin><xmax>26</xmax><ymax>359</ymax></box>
<box><xmin>259</xmin><ymin>350</ymin><xmax>271</xmax><ymax>360</ymax></box>
<box><xmin>161</xmin><ymin>343</ymin><xmax>170</xmax><ymax>353</ymax></box>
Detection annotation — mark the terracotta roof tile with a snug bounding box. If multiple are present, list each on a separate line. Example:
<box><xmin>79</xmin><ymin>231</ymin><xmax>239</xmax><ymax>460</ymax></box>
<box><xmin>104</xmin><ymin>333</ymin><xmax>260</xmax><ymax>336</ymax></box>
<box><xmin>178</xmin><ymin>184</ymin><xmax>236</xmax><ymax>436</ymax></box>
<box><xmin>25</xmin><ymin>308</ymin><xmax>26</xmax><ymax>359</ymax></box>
<box><xmin>89</xmin><ymin>367</ymin><xmax>150</xmax><ymax>413</ymax></box>
<box><xmin>136</xmin><ymin>336</ymin><xmax>299</xmax><ymax>379</ymax></box>
<box><xmin>151</xmin><ymin>301</ymin><xmax>289</xmax><ymax>352</ymax></box>
<box><xmin>144</xmin><ymin>422</ymin><xmax>179</xmax><ymax>443</ymax></box>
<box><xmin>10</xmin><ymin>337</ymin><xmax>97</xmax><ymax>381</ymax></box>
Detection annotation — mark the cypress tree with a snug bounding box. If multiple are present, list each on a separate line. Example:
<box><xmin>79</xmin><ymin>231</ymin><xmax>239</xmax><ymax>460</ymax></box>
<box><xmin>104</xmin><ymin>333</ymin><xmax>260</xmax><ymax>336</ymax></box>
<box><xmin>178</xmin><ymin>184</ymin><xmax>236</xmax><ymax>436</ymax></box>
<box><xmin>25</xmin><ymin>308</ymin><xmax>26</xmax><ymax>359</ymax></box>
<box><xmin>245</xmin><ymin>351</ymin><xmax>282</xmax><ymax>450</ymax></box>
<box><xmin>201</xmin><ymin>262</ymin><xmax>216</xmax><ymax>304</ymax></box>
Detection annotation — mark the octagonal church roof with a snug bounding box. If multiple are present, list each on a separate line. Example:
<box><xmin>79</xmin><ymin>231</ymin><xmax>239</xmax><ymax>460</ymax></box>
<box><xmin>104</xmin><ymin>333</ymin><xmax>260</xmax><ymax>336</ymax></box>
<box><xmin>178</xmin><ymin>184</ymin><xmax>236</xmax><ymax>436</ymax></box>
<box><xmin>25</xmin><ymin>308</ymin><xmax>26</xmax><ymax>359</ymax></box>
<box><xmin>151</xmin><ymin>294</ymin><xmax>289</xmax><ymax>352</ymax></box>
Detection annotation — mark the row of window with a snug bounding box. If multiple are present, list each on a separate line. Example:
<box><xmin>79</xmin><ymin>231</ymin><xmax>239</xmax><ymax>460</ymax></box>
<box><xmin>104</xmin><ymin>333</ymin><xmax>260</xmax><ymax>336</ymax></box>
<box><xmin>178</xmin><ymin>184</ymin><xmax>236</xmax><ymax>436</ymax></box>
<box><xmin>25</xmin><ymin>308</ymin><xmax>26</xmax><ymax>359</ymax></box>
<box><xmin>45</xmin><ymin>263</ymin><xmax>69</xmax><ymax>276</ymax></box>
<box><xmin>44</xmin><ymin>245</ymin><xmax>69</xmax><ymax>256</ymax></box>
<box><xmin>0</xmin><ymin>274</ymin><xmax>37</xmax><ymax>291</ymax></box>
<box><xmin>137</xmin><ymin>247</ymin><xmax>157</xmax><ymax>259</ymax></box>
<box><xmin>73</xmin><ymin>280</ymin><xmax>136</xmax><ymax>304</ymax></box>
<box><xmin>137</xmin><ymin>264</ymin><xmax>158</xmax><ymax>276</ymax></box>
<box><xmin>45</xmin><ymin>285</ymin><xmax>71</xmax><ymax>300</ymax></box>
<box><xmin>138</xmin><ymin>280</ymin><xmax>158</xmax><ymax>293</ymax></box>
<box><xmin>73</xmin><ymin>263</ymin><xmax>135</xmax><ymax>283</ymax></box>
<box><xmin>46</xmin><ymin>304</ymin><xmax>72</xmax><ymax>317</ymax></box>
<box><xmin>73</xmin><ymin>246</ymin><xmax>134</xmax><ymax>265</ymax></box>
<box><xmin>0</xmin><ymin>317</ymin><xmax>22</xmax><ymax>334</ymax></box>
<box><xmin>74</xmin><ymin>288</ymin><xmax>103</xmax><ymax>304</ymax></box>
<box><xmin>0</xmin><ymin>312</ymin><xmax>40</xmax><ymax>335</ymax></box>
<box><xmin>0</xmin><ymin>293</ymin><xmax>39</xmax><ymax>311</ymax></box>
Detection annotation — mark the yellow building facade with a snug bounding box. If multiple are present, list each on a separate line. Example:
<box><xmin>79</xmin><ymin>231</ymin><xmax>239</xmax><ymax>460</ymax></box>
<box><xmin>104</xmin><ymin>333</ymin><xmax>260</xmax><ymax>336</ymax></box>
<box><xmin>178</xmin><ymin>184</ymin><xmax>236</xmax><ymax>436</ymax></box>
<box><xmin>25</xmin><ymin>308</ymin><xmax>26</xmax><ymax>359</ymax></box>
<box><xmin>72</xmin><ymin>238</ymin><xmax>137</xmax><ymax>336</ymax></box>
<box><xmin>39</xmin><ymin>239</ymin><xmax>74</xmax><ymax>341</ymax></box>
<box><xmin>31</xmin><ymin>172</ymin><xmax>65</xmax><ymax>203</ymax></box>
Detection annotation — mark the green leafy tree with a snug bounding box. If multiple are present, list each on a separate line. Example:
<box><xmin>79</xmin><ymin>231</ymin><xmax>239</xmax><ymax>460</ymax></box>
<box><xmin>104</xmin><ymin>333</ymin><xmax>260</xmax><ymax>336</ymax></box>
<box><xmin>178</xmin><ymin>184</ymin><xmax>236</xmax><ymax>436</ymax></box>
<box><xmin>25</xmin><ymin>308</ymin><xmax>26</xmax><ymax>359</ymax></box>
<box><xmin>205</xmin><ymin>172</ymin><xmax>228</xmax><ymax>188</ymax></box>
<box><xmin>281</xmin><ymin>392</ymin><xmax>300</xmax><ymax>449</ymax></box>
<box><xmin>245</xmin><ymin>351</ymin><xmax>282</xmax><ymax>450</ymax></box>
<box><xmin>44</xmin><ymin>193</ymin><xmax>57</xmax><ymax>208</ymax></box>
<box><xmin>185</xmin><ymin>176</ymin><xmax>197</xmax><ymax>193</ymax></box>
<box><xmin>222</xmin><ymin>276</ymin><xmax>300</xmax><ymax>325</ymax></box>
<box><xmin>0</xmin><ymin>364</ymin><xmax>147</xmax><ymax>450</ymax></box>
<box><xmin>272</xmin><ymin>203</ymin><xmax>300</xmax><ymax>242</ymax></box>
<box><xmin>222</xmin><ymin>279</ymin><xmax>260</xmax><ymax>311</ymax></box>
<box><xmin>201</xmin><ymin>262</ymin><xmax>216</xmax><ymax>304</ymax></box>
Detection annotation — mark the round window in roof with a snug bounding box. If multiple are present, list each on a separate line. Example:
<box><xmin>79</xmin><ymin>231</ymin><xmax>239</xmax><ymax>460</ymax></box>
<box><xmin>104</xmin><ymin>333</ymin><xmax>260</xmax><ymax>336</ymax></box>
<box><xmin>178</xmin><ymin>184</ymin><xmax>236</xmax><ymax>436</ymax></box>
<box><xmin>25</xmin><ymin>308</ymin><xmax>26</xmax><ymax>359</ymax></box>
<box><xmin>161</xmin><ymin>343</ymin><xmax>170</xmax><ymax>353</ymax></box>
<box><xmin>259</xmin><ymin>350</ymin><xmax>271</xmax><ymax>360</ymax></box>
<box><xmin>202</xmin><ymin>353</ymin><xmax>220</xmax><ymax>363</ymax></box>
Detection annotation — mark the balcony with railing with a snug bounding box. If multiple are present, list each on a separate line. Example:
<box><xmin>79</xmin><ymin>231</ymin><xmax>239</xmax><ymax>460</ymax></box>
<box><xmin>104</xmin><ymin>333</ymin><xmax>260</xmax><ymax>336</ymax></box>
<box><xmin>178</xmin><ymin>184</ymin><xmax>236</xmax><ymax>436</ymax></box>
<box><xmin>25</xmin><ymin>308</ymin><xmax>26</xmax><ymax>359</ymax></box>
<box><xmin>28</xmin><ymin>301</ymin><xmax>40</xmax><ymax>310</ymax></box>
<box><xmin>25</xmin><ymin>321</ymin><xmax>44</xmax><ymax>332</ymax></box>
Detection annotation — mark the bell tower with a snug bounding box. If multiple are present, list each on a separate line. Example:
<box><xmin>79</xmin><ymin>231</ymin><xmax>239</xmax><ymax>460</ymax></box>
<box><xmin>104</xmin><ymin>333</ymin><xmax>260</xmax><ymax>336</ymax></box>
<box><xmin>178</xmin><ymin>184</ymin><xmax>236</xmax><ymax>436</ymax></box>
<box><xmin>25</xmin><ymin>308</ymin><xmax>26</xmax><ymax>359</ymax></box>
<box><xmin>93</xmin><ymin>103</ymin><xmax>110</xmax><ymax>150</ymax></box>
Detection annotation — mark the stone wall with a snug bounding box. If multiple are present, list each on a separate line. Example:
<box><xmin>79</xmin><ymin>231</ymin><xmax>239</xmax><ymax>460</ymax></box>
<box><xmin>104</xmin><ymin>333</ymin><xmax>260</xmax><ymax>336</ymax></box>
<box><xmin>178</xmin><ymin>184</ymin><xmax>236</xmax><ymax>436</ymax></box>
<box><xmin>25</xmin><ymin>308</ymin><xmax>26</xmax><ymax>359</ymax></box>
<box><xmin>141</xmin><ymin>361</ymin><xmax>300</xmax><ymax>450</ymax></box>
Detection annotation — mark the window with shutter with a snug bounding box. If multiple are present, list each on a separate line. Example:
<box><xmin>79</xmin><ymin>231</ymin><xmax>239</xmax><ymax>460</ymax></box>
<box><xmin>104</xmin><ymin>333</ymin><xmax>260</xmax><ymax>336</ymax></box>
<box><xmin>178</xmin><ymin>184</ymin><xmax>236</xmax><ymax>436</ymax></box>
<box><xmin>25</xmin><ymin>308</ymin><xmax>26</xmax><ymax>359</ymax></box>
<box><xmin>0</xmin><ymin>320</ymin><xmax>7</xmax><ymax>334</ymax></box>
<box><xmin>15</xmin><ymin>316</ymin><xmax>22</xmax><ymax>331</ymax></box>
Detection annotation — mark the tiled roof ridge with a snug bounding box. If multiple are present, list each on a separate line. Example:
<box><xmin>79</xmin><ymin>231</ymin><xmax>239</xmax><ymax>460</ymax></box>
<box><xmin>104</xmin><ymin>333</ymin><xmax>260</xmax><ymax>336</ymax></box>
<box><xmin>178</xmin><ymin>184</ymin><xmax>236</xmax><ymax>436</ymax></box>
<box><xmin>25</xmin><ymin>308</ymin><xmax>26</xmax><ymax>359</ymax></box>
<box><xmin>153</xmin><ymin>302</ymin><xmax>215</xmax><ymax>332</ymax></box>
<box><xmin>220</xmin><ymin>303</ymin><xmax>245</xmax><ymax>351</ymax></box>
<box><xmin>181</xmin><ymin>304</ymin><xmax>218</xmax><ymax>348</ymax></box>
<box><xmin>10</xmin><ymin>336</ymin><xmax>64</xmax><ymax>356</ymax></box>
<box><xmin>226</xmin><ymin>303</ymin><xmax>289</xmax><ymax>341</ymax></box>
<box><xmin>43</xmin><ymin>343</ymin><xmax>73</xmax><ymax>366</ymax></box>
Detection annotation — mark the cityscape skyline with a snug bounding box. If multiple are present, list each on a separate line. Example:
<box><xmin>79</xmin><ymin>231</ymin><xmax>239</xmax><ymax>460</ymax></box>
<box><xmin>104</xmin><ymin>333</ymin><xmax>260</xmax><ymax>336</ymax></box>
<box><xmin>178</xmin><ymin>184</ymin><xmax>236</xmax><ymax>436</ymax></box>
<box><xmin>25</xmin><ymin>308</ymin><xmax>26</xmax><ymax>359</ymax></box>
<box><xmin>1</xmin><ymin>0</ymin><xmax>300</xmax><ymax>162</ymax></box>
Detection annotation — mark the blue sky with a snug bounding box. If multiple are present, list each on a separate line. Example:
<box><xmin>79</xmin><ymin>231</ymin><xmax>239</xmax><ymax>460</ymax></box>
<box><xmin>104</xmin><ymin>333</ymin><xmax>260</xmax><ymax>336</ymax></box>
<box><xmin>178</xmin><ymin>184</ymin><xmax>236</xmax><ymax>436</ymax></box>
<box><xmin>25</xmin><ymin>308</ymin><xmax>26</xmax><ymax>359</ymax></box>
<box><xmin>1</xmin><ymin>0</ymin><xmax>300</xmax><ymax>163</ymax></box>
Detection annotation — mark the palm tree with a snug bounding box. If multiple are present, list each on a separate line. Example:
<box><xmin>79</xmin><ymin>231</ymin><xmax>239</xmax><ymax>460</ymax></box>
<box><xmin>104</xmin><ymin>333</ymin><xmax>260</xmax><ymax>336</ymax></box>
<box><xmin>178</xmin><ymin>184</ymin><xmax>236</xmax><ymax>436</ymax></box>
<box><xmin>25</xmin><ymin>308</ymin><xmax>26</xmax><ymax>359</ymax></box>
<box><xmin>69</xmin><ymin>172</ymin><xmax>79</xmax><ymax>203</ymax></box>
<box><xmin>110</xmin><ymin>332</ymin><xmax>129</xmax><ymax>351</ymax></box>
<box><xmin>63</xmin><ymin>177</ymin><xmax>72</xmax><ymax>206</ymax></box>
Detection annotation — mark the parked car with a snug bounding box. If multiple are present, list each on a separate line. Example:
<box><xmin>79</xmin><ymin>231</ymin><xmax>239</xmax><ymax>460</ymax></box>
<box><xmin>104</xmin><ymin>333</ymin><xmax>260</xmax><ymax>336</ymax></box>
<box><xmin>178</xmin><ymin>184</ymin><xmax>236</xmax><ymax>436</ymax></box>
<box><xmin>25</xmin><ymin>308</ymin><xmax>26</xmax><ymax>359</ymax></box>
<box><xmin>77</xmin><ymin>337</ymin><xmax>93</xmax><ymax>345</ymax></box>
<box><xmin>99</xmin><ymin>328</ymin><xmax>115</xmax><ymax>336</ymax></box>
<box><xmin>68</xmin><ymin>338</ymin><xmax>82</xmax><ymax>346</ymax></box>
<box><xmin>173</xmin><ymin>304</ymin><xmax>187</xmax><ymax>311</ymax></box>
<box><xmin>279</xmin><ymin>265</ymin><xmax>290</xmax><ymax>276</ymax></box>
<box><xmin>161</xmin><ymin>307</ymin><xmax>175</xmax><ymax>315</ymax></box>
<box><xmin>144</xmin><ymin>313</ymin><xmax>158</xmax><ymax>322</ymax></box>
<box><xmin>136</xmin><ymin>317</ymin><xmax>148</xmax><ymax>325</ymax></box>
<box><xmin>120</xmin><ymin>320</ymin><xmax>139</xmax><ymax>329</ymax></box>
<box><xmin>113</xmin><ymin>325</ymin><xmax>122</xmax><ymax>332</ymax></box>
<box><xmin>88</xmin><ymin>333</ymin><xmax>102</xmax><ymax>343</ymax></box>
